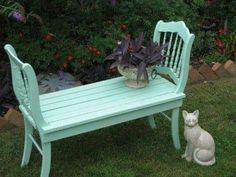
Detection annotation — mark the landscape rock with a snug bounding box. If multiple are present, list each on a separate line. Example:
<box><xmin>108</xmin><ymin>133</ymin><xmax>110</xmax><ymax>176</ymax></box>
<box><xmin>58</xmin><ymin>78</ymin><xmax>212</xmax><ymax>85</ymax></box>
<box><xmin>224</xmin><ymin>60</ymin><xmax>236</xmax><ymax>77</ymax></box>
<box><xmin>224</xmin><ymin>60</ymin><xmax>235</xmax><ymax>69</ymax></box>
<box><xmin>4</xmin><ymin>108</ymin><xmax>24</xmax><ymax>127</ymax></box>
<box><xmin>198</xmin><ymin>64</ymin><xmax>218</xmax><ymax>80</ymax></box>
<box><xmin>212</xmin><ymin>62</ymin><xmax>230</xmax><ymax>77</ymax></box>
<box><xmin>0</xmin><ymin>116</ymin><xmax>9</xmax><ymax>129</ymax></box>
<box><xmin>188</xmin><ymin>65</ymin><xmax>204</xmax><ymax>83</ymax></box>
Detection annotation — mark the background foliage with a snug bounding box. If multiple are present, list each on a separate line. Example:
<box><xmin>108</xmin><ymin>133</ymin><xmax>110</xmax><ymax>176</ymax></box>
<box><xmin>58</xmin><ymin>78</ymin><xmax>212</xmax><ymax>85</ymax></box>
<box><xmin>0</xmin><ymin>0</ymin><xmax>236</xmax><ymax>78</ymax></box>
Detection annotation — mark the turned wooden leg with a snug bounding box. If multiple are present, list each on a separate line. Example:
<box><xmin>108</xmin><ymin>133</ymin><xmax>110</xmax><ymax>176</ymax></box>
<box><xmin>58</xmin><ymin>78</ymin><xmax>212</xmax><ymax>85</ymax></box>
<box><xmin>147</xmin><ymin>114</ymin><xmax>157</xmax><ymax>129</ymax></box>
<box><xmin>40</xmin><ymin>142</ymin><xmax>51</xmax><ymax>177</ymax></box>
<box><xmin>21</xmin><ymin>118</ymin><xmax>33</xmax><ymax>167</ymax></box>
<box><xmin>171</xmin><ymin>108</ymin><xmax>181</xmax><ymax>150</ymax></box>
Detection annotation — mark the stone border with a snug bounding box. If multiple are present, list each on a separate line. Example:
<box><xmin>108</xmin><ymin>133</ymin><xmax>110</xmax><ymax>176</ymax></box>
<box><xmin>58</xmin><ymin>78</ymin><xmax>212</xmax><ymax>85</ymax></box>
<box><xmin>0</xmin><ymin>116</ymin><xmax>8</xmax><ymax>129</ymax></box>
<box><xmin>0</xmin><ymin>108</ymin><xmax>24</xmax><ymax>129</ymax></box>
<box><xmin>188</xmin><ymin>60</ymin><xmax>236</xmax><ymax>84</ymax></box>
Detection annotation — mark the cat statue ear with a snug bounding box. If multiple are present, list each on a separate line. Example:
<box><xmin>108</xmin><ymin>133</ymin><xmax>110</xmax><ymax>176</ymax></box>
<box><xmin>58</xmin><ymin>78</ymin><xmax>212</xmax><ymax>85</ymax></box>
<box><xmin>193</xmin><ymin>110</ymin><xmax>199</xmax><ymax>118</ymax></box>
<box><xmin>182</xmin><ymin>110</ymin><xmax>188</xmax><ymax>119</ymax></box>
<box><xmin>183</xmin><ymin>110</ymin><xmax>199</xmax><ymax>119</ymax></box>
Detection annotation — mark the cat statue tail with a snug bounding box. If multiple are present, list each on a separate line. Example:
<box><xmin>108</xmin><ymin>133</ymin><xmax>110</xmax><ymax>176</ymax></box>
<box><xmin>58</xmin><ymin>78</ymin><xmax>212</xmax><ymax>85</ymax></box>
<box><xmin>193</xmin><ymin>148</ymin><xmax>216</xmax><ymax>166</ymax></box>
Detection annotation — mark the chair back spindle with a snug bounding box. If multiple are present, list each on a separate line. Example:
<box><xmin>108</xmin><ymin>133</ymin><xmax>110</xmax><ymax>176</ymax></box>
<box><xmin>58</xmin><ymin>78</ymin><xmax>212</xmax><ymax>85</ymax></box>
<box><xmin>153</xmin><ymin>21</ymin><xmax>195</xmax><ymax>92</ymax></box>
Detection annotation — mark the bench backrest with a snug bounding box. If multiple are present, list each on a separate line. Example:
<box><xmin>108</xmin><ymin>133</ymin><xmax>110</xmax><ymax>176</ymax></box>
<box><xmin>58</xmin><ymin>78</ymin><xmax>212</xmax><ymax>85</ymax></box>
<box><xmin>4</xmin><ymin>44</ymin><xmax>45</xmax><ymax>129</ymax></box>
<box><xmin>153</xmin><ymin>20</ymin><xmax>195</xmax><ymax>93</ymax></box>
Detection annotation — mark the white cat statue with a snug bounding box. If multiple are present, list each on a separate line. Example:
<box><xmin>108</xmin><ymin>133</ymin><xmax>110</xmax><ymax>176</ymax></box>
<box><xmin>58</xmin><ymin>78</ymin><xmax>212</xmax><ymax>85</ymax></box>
<box><xmin>182</xmin><ymin>110</ymin><xmax>216</xmax><ymax>166</ymax></box>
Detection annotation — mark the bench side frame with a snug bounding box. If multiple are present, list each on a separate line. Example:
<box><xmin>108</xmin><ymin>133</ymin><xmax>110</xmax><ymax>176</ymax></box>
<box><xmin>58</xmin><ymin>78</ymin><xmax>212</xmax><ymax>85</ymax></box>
<box><xmin>4</xmin><ymin>44</ymin><xmax>46</xmax><ymax>130</ymax></box>
<box><xmin>153</xmin><ymin>20</ymin><xmax>195</xmax><ymax>93</ymax></box>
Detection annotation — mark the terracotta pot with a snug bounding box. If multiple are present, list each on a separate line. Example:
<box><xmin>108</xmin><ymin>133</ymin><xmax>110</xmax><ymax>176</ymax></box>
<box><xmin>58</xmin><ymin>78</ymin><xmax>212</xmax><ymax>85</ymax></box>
<box><xmin>117</xmin><ymin>64</ymin><xmax>155</xmax><ymax>88</ymax></box>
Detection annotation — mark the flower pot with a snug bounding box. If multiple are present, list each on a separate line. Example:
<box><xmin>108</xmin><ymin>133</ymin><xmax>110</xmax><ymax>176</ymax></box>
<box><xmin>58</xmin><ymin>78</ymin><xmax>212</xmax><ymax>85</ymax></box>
<box><xmin>117</xmin><ymin>64</ymin><xmax>155</xmax><ymax>88</ymax></box>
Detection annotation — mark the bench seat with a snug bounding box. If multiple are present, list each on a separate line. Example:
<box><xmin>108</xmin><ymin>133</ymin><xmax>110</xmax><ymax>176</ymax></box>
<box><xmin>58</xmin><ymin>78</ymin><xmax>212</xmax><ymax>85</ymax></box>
<box><xmin>39</xmin><ymin>76</ymin><xmax>184</xmax><ymax>135</ymax></box>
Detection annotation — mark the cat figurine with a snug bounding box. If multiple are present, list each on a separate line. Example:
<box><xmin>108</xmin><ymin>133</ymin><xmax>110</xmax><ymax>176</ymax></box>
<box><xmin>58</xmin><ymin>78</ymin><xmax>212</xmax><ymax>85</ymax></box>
<box><xmin>182</xmin><ymin>110</ymin><xmax>216</xmax><ymax>166</ymax></box>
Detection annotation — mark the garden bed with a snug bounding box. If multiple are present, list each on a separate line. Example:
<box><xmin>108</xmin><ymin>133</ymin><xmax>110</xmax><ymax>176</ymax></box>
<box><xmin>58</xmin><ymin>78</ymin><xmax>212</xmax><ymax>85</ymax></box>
<box><xmin>1</xmin><ymin>1</ymin><xmax>235</xmax><ymax>116</ymax></box>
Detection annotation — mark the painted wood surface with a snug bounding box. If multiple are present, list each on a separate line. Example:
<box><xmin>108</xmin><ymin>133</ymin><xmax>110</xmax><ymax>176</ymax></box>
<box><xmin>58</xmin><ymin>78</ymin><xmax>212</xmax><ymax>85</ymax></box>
<box><xmin>4</xmin><ymin>20</ymin><xmax>194</xmax><ymax>177</ymax></box>
<box><xmin>153</xmin><ymin>20</ymin><xmax>195</xmax><ymax>92</ymax></box>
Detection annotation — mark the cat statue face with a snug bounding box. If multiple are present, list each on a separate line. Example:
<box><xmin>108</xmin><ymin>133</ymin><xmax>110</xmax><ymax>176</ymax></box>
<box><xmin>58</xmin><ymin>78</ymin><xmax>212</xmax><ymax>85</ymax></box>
<box><xmin>182</xmin><ymin>110</ymin><xmax>216</xmax><ymax>166</ymax></box>
<box><xmin>183</xmin><ymin>110</ymin><xmax>199</xmax><ymax>127</ymax></box>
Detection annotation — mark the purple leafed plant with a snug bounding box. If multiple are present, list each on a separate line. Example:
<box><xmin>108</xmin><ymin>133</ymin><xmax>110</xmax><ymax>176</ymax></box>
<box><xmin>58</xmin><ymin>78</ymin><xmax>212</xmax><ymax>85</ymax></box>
<box><xmin>37</xmin><ymin>72</ymin><xmax>77</xmax><ymax>94</ymax></box>
<box><xmin>12</xmin><ymin>10</ymin><xmax>26</xmax><ymax>23</ymax></box>
<box><xmin>105</xmin><ymin>33</ymin><xmax>168</xmax><ymax>82</ymax></box>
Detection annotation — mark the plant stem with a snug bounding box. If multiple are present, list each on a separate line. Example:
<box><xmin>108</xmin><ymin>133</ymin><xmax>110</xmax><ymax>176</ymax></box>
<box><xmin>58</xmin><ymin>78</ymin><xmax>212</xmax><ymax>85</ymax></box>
<box><xmin>224</xmin><ymin>17</ymin><xmax>228</xmax><ymax>34</ymax></box>
<box><xmin>0</xmin><ymin>5</ymin><xmax>14</xmax><ymax>10</ymax></box>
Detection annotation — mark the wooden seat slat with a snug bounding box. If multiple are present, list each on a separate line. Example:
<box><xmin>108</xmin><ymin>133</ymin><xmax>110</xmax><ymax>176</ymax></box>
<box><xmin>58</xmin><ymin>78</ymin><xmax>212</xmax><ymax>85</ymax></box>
<box><xmin>40</xmin><ymin>77</ymin><xmax>126</xmax><ymax>100</ymax></box>
<box><xmin>43</xmin><ymin>93</ymin><xmax>185</xmax><ymax>133</ymax></box>
<box><xmin>40</xmin><ymin>75</ymin><xmax>163</xmax><ymax>106</ymax></box>
<box><xmin>40</xmin><ymin>77</ymin><xmax>169</xmax><ymax>112</ymax></box>
<box><xmin>42</xmin><ymin>81</ymin><xmax>176</xmax><ymax>122</ymax></box>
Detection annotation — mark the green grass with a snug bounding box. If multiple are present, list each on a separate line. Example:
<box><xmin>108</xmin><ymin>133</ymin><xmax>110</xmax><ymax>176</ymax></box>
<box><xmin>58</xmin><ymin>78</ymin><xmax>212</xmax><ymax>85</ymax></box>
<box><xmin>0</xmin><ymin>78</ymin><xmax>236</xmax><ymax>177</ymax></box>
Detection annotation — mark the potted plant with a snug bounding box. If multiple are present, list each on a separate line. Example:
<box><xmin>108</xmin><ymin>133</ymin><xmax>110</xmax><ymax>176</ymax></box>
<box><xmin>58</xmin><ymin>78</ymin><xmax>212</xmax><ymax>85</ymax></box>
<box><xmin>105</xmin><ymin>33</ymin><xmax>168</xmax><ymax>88</ymax></box>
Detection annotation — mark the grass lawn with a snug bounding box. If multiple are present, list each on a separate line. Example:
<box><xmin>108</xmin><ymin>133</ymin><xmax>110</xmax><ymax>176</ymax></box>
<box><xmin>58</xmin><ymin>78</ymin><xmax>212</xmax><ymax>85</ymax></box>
<box><xmin>0</xmin><ymin>78</ymin><xmax>236</xmax><ymax>177</ymax></box>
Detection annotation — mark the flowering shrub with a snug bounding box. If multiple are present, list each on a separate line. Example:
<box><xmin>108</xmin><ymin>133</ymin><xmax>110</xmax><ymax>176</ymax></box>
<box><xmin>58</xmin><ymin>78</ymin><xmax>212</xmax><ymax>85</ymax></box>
<box><xmin>0</xmin><ymin>1</ymin><xmax>42</xmax><ymax>24</ymax></box>
<box><xmin>215</xmin><ymin>32</ymin><xmax>236</xmax><ymax>58</ymax></box>
<box><xmin>0</xmin><ymin>1</ymin><xmax>22</xmax><ymax>19</ymax></box>
<box><xmin>0</xmin><ymin>0</ymin><xmax>235</xmax><ymax>78</ymax></box>
<box><xmin>12</xmin><ymin>10</ymin><xmax>26</xmax><ymax>23</ymax></box>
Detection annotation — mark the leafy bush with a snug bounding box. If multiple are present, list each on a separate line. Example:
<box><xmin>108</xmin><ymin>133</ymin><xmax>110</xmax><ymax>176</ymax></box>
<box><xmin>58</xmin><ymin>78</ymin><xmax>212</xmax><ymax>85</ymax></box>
<box><xmin>180</xmin><ymin>0</ymin><xmax>236</xmax><ymax>64</ymax></box>
<box><xmin>204</xmin><ymin>31</ymin><xmax>236</xmax><ymax>64</ymax></box>
<box><xmin>0</xmin><ymin>61</ymin><xmax>18</xmax><ymax>113</ymax></box>
<box><xmin>0</xmin><ymin>0</ymin><xmax>235</xmax><ymax>77</ymax></box>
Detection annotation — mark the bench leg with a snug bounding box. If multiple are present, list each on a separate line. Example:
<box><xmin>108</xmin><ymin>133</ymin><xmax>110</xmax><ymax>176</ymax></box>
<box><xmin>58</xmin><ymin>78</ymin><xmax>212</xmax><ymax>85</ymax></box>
<box><xmin>21</xmin><ymin>118</ymin><xmax>33</xmax><ymax>167</ymax></box>
<box><xmin>171</xmin><ymin>108</ymin><xmax>181</xmax><ymax>150</ymax></box>
<box><xmin>147</xmin><ymin>115</ymin><xmax>157</xmax><ymax>129</ymax></box>
<box><xmin>40</xmin><ymin>142</ymin><xmax>51</xmax><ymax>177</ymax></box>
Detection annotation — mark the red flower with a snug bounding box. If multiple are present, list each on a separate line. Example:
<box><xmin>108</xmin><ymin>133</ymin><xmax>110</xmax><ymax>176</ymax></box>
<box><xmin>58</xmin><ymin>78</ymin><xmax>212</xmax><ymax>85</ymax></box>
<box><xmin>119</xmin><ymin>24</ymin><xmax>128</xmax><ymax>31</ymax></box>
<box><xmin>207</xmin><ymin>0</ymin><xmax>214</xmax><ymax>6</ymax></box>
<box><xmin>87</xmin><ymin>46</ymin><xmax>93</xmax><ymax>53</ymax></box>
<box><xmin>66</xmin><ymin>54</ymin><xmax>74</xmax><ymax>62</ymax></box>
<box><xmin>215</xmin><ymin>39</ymin><xmax>224</xmax><ymax>49</ymax></box>
<box><xmin>218</xmin><ymin>28</ymin><xmax>227</xmax><ymax>35</ymax></box>
<box><xmin>91</xmin><ymin>47</ymin><xmax>98</xmax><ymax>53</ymax></box>
<box><xmin>233</xmin><ymin>49</ymin><xmax>236</xmax><ymax>56</ymax></box>
<box><xmin>95</xmin><ymin>50</ymin><xmax>101</xmax><ymax>57</ymax></box>
<box><xmin>222</xmin><ymin>48</ymin><xmax>227</xmax><ymax>53</ymax></box>
<box><xmin>43</xmin><ymin>33</ymin><xmax>55</xmax><ymax>42</ymax></box>
<box><xmin>53</xmin><ymin>51</ymin><xmax>60</xmax><ymax>59</ymax></box>
<box><xmin>63</xmin><ymin>63</ymin><xmax>68</xmax><ymax>69</ymax></box>
<box><xmin>80</xmin><ymin>59</ymin><xmax>86</xmax><ymax>65</ymax></box>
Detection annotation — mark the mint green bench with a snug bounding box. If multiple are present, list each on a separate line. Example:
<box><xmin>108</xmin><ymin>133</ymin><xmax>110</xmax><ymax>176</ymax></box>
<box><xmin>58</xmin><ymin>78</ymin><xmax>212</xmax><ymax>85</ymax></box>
<box><xmin>4</xmin><ymin>21</ymin><xmax>194</xmax><ymax>177</ymax></box>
